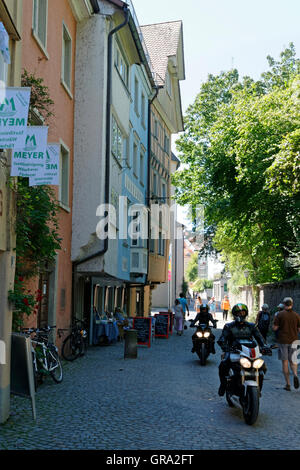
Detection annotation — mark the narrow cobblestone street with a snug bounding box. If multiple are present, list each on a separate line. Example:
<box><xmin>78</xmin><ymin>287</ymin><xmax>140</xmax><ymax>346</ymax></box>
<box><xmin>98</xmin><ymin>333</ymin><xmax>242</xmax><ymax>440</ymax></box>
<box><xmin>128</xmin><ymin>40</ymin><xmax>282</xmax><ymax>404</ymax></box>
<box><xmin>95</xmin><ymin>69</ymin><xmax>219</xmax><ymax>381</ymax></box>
<box><xmin>1</xmin><ymin>309</ymin><xmax>300</xmax><ymax>451</ymax></box>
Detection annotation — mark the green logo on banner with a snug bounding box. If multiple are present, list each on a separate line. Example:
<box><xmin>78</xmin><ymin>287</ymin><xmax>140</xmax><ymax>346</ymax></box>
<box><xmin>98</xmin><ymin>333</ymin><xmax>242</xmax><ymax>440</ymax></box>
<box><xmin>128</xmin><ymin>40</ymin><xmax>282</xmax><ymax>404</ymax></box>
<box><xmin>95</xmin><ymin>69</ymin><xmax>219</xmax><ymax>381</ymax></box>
<box><xmin>24</xmin><ymin>134</ymin><xmax>37</xmax><ymax>151</ymax></box>
<box><xmin>0</xmin><ymin>97</ymin><xmax>17</xmax><ymax>117</ymax></box>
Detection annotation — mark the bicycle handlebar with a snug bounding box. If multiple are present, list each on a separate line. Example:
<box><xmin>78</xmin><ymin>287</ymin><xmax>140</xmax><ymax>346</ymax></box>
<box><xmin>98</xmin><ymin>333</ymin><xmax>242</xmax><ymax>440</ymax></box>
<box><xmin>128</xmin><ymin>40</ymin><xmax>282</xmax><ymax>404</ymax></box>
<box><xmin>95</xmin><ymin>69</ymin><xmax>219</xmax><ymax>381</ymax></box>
<box><xmin>21</xmin><ymin>325</ymin><xmax>56</xmax><ymax>334</ymax></box>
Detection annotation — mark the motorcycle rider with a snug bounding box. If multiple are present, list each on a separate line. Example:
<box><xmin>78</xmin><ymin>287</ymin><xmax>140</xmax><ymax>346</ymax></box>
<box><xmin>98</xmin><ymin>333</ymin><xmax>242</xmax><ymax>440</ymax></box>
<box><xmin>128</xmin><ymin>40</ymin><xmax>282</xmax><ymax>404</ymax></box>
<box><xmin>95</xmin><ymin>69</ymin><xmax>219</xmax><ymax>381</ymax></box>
<box><xmin>190</xmin><ymin>303</ymin><xmax>217</xmax><ymax>354</ymax></box>
<box><xmin>217</xmin><ymin>303</ymin><xmax>272</xmax><ymax>396</ymax></box>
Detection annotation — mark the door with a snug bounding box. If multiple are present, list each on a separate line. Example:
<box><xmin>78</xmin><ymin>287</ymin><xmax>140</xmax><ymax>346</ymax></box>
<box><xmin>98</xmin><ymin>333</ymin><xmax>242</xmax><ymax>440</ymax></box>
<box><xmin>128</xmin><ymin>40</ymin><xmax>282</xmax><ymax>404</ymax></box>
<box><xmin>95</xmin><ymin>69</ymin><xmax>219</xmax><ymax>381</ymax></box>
<box><xmin>37</xmin><ymin>272</ymin><xmax>49</xmax><ymax>328</ymax></box>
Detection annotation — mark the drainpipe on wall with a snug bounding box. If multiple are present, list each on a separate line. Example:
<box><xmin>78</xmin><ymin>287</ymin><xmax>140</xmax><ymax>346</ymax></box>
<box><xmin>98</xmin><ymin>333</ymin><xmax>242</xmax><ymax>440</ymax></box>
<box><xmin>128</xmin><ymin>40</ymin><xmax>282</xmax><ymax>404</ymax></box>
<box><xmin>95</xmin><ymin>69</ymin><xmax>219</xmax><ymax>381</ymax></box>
<box><xmin>72</xmin><ymin>5</ymin><xmax>130</xmax><ymax>318</ymax></box>
<box><xmin>144</xmin><ymin>85</ymin><xmax>160</xmax><ymax>291</ymax></box>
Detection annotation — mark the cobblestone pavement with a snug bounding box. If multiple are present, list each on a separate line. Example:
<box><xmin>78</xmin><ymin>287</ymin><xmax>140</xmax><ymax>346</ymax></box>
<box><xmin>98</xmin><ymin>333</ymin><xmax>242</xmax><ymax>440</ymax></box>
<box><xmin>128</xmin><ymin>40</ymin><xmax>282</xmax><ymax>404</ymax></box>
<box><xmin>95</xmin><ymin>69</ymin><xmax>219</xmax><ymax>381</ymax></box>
<box><xmin>1</xmin><ymin>309</ymin><xmax>300</xmax><ymax>450</ymax></box>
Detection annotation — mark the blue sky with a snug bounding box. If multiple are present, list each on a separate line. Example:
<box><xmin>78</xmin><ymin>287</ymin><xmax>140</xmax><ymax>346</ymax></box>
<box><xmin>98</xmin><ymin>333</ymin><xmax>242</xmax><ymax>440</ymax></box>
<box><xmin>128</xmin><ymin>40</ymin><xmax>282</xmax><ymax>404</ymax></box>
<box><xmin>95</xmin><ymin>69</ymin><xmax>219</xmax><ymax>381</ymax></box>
<box><xmin>134</xmin><ymin>0</ymin><xmax>300</xmax><ymax>114</ymax></box>
<box><xmin>133</xmin><ymin>0</ymin><xmax>300</xmax><ymax>226</ymax></box>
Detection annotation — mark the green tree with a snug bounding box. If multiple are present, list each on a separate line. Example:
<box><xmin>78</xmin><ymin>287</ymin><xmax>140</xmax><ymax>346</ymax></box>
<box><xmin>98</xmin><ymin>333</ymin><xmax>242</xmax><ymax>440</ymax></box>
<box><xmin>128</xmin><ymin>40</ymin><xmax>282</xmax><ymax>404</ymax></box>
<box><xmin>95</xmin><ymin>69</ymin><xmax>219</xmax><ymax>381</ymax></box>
<box><xmin>186</xmin><ymin>252</ymin><xmax>199</xmax><ymax>282</ymax></box>
<box><xmin>192</xmin><ymin>278</ymin><xmax>213</xmax><ymax>292</ymax></box>
<box><xmin>173</xmin><ymin>44</ymin><xmax>300</xmax><ymax>286</ymax></box>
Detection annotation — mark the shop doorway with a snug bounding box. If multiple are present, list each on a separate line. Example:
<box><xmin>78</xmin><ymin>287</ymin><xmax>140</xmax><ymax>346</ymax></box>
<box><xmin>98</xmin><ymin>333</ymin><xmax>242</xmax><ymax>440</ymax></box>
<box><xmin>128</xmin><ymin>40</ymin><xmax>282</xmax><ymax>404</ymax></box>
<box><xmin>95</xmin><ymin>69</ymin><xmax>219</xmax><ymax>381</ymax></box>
<box><xmin>37</xmin><ymin>272</ymin><xmax>49</xmax><ymax>328</ymax></box>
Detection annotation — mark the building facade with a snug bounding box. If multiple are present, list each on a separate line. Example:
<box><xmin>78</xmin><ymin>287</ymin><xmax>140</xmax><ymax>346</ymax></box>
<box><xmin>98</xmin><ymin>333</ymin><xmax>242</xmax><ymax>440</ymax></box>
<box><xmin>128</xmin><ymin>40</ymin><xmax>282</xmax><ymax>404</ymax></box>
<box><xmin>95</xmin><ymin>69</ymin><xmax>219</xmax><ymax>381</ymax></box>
<box><xmin>140</xmin><ymin>21</ymin><xmax>185</xmax><ymax>312</ymax></box>
<box><xmin>71</xmin><ymin>0</ymin><xmax>156</xmax><ymax>342</ymax></box>
<box><xmin>21</xmin><ymin>0</ymin><xmax>96</xmax><ymax>348</ymax></box>
<box><xmin>0</xmin><ymin>0</ymin><xmax>23</xmax><ymax>424</ymax></box>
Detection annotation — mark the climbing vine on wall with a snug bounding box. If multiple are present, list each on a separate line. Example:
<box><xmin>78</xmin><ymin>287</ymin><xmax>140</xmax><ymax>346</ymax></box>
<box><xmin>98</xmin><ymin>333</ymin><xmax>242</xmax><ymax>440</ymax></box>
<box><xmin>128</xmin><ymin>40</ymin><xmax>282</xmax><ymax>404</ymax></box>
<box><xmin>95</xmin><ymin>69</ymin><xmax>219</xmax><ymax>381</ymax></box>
<box><xmin>8</xmin><ymin>71</ymin><xmax>61</xmax><ymax>330</ymax></box>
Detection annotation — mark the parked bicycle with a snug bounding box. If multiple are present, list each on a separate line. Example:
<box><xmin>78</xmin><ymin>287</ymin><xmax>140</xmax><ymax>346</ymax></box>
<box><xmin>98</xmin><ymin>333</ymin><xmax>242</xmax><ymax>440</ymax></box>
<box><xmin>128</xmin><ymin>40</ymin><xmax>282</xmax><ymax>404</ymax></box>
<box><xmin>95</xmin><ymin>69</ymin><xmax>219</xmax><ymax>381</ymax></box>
<box><xmin>61</xmin><ymin>318</ymin><xmax>88</xmax><ymax>361</ymax></box>
<box><xmin>21</xmin><ymin>325</ymin><xmax>63</xmax><ymax>389</ymax></box>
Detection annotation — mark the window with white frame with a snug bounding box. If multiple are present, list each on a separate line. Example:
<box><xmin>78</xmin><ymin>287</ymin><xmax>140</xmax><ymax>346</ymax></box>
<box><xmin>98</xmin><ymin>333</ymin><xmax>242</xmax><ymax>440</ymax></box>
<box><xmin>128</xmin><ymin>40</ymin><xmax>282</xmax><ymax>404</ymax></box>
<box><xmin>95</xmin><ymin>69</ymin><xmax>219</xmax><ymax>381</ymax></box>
<box><xmin>32</xmin><ymin>0</ymin><xmax>48</xmax><ymax>51</ymax></box>
<box><xmin>164</xmin><ymin>133</ymin><xmax>170</xmax><ymax>154</ymax></box>
<box><xmin>62</xmin><ymin>23</ymin><xmax>72</xmax><ymax>92</ymax></box>
<box><xmin>166</xmin><ymin>70</ymin><xmax>172</xmax><ymax>97</ymax></box>
<box><xmin>133</xmin><ymin>141</ymin><xmax>138</xmax><ymax>177</ymax></box>
<box><xmin>141</xmin><ymin>93</ymin><xmax>146</xmax><ymax>127</ymax></box>
<box><xmin>154</xmin><ymin>119</ymin><xmax>158</xmax><ymax>140</ymax></box>
<box><xmin>112</xmin><ymin>115</ymin><xmax>126</xmax><ymax>163</ymax></box>
<box><xmin>140</xmin><ymin>148</ymin><xmax>145</xmax><ymax>185</ymax></box>
<box><xmin>130</xmin><ymin>210</ymin><xmax>139</xmax><ymax>247</ymax></box>
<box><xmin>158</xmin><ymin>231</ymin><xmax>166</xmax><ymax>256</ymax></box>
<box><xmin>150</xmin><ymin>229</ymin><xmax>155</xmax><ymax>253</ymax></box>
<box><xmin>60</xmin><ymin>144</ymin><xmax>70</xmax><ymax>208</ymax></box>
<box><xmin>162</xmin><ymin>182</ymin><xmax>166</xmax><ymax>203</ymax></box>
<box><xmin>153</xmin><ymin>172</ymin><xmax>157</xmax><ymax>195</ymax></box>
<box><xmin>134</xmin><ymin>77</ymin><xmax>139</xmax><ymax>116</ymax></box>
<box><xmin>114</xmin><ymin>41</ymin><xmax>129</xmax><ymax>87</ymax></box>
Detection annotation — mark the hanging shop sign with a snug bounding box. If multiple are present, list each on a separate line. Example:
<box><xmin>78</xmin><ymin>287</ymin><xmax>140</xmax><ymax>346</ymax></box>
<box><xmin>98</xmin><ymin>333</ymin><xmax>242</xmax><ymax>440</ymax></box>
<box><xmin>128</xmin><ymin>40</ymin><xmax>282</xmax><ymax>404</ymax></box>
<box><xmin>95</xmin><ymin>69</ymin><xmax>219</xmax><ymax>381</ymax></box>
<box><xmin>10</xmin><ymin>126</ymin><xmax>48</xmax><ymax>178</ymax></box>
<box><xmin>29</xmin><ymin>143</ymin><xmax>60</xmax><ymax>186</ymax></box>
<box><xmin>0</xmin><ymin>87</ymin><xmax>31</xmax><ymax>149</ymax></box>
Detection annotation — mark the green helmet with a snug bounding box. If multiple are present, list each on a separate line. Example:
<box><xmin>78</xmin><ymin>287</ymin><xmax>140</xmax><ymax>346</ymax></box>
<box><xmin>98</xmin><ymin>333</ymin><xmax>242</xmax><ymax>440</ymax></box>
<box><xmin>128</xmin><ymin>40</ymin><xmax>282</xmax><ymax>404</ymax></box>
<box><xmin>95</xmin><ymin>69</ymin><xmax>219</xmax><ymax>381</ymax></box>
<box><xmin>232</xmin><ymin>303</ymin><xmax>248</xmax><ymax>322</ymax></box>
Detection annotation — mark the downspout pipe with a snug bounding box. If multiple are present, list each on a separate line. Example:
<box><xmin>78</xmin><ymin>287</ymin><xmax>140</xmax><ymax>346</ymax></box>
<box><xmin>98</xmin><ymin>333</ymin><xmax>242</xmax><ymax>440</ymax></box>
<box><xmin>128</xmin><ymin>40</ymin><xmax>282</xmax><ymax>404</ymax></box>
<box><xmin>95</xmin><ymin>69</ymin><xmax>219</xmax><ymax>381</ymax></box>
<box><xmin>144</xmin><ymin>85</ymin><xmax>160</xmax><ymax>287</ymax></box>
<box><xmin>72</xmin><ymin>6</ymin><xmax>130</xmax><ymax>317</ymax></box>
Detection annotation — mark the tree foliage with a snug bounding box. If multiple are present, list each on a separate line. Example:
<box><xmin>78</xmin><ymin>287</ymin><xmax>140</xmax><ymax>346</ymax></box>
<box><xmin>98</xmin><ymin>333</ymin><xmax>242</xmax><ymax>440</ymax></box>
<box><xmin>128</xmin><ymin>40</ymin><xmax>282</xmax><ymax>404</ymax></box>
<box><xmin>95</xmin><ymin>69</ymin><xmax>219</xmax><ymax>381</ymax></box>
<box><xmin>173</xmin><ymin>44</ymin><xmax>300</xmax><ymax>286</ymax></box>
<box><xmin>186</xmin><ymin>252</ymin><xmax>199</xmax><ymax>282</ymax></box>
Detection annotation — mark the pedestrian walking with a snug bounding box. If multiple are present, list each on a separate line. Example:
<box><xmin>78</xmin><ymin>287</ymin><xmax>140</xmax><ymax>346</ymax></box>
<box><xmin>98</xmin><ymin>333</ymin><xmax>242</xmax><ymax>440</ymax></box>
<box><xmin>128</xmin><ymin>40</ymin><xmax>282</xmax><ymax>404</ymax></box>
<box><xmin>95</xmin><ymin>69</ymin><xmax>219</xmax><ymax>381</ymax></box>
<box><xmin>208</xmin><ymin>296</ymin><xmax>217</xmax><ymax>319</ymax></box>
<box><xmin>272</xmin><ymin>297</ymin><xmax>300</xmax><ymax>391</ymax></box>
<box><xmin>275</xmin><ymin>303</ymin><xmax>285</xmax><ymax>317</ymax></box>
<box><xmin>270</xmin><ymin>303</ymin><xmax>285</xmax><ymax>348</ymax></box>
<box><xmin>194</xmin><ymin>295</ymin><xmax>202</xmax><ymax>314</ymax></box>
<box><xmin>173</xmin><ymin>299</ymin><xmax>184</xmax><ymax>336</ymax></box>
<box><xmin>221</xmin><ymin>295</ymin><xmax>230</xmax><ymax>321</ymax></box>
<box><xmin>178</xmin><ymin>292</ymin><xmax>190</xmax><ymax>318</ymax></box>
<box><xmin>256</xmin><ymin>304</ymin><xmax>271</xmax><ymax>340</ymax></box>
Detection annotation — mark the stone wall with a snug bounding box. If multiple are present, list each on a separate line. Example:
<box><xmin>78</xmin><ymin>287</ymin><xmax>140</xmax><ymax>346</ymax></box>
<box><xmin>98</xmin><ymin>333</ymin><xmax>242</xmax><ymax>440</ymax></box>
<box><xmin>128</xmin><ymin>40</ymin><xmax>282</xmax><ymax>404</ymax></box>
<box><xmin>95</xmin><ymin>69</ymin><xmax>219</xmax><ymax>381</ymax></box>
<box><xmin>229</xmin><ymin>280</ymin><xmax>300</xmax><ymax>318</ymax></box>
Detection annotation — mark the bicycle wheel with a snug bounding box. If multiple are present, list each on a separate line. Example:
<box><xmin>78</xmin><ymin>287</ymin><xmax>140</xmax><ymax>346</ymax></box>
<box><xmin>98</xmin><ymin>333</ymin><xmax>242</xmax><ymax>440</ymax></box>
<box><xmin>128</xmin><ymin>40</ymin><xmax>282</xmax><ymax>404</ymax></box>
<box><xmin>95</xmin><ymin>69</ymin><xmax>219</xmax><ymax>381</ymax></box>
<box><xmin>48</xmin><ymin>348</ymin><xmax>63</xmax><ymax>383</ymax></box>
<box><xmin>62</xmin><ymin>333</ymin><xmax>83</xmax><ymax>361</ymax></box>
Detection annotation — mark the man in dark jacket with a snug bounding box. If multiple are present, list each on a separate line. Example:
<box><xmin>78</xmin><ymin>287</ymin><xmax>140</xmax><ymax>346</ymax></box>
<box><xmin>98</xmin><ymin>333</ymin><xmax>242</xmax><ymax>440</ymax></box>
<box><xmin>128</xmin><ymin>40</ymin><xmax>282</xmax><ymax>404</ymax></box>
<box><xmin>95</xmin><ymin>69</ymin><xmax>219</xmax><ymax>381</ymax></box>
<box><xmin>256</xmin><ymin>304</ymin><xmax>271</xmax><ymax>340</ymax></box>
<box><xmin>218</xmin><ymin>303</ymin><xmax>270</xmax><ymax>396</ymax></box>
<box><xmin>190</xmin><ymin>304</ymin><xmax>217</xmax><ymax>354</ymax></box>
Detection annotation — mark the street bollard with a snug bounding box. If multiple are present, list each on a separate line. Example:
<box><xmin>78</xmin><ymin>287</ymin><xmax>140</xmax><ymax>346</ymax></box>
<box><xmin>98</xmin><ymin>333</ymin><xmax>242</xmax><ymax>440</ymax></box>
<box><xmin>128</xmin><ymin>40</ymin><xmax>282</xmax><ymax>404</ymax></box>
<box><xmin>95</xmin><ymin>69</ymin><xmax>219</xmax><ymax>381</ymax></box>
<box><xmin>124</xmin><ymin>329</ymin><xmax>138</xmax><ymax>359</ymax></box>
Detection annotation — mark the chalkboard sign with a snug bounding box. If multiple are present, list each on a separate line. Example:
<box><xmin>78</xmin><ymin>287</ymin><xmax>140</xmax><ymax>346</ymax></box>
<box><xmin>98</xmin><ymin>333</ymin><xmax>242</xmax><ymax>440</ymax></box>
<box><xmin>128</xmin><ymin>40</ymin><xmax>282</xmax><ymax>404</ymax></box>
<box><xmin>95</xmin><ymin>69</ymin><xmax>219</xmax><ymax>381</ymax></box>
<box><xmin>160</xmin><ymin>311</ymin><xmax>174</xmax><ymax>334</ymax></box>
<box><xmin>132</xmin><ymin>317</ymin><xmax>151</xmax><ymax>347</ymax></box>
<box><xmin>11</xmin><ymin>333</ymin><xmax>36</xmax><ymax>420</ymax></box>
<box><xmin>155</xmin><ymin>313</ymin><xmax>170</xmax><ymax>338</ymax></box>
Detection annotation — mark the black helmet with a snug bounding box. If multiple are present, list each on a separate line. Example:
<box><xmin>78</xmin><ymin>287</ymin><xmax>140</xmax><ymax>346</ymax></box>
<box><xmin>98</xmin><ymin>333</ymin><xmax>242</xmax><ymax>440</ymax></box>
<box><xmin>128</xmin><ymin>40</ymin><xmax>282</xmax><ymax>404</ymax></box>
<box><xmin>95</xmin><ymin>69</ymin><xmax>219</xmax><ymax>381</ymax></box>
<box><xmin>232</xmin><ymin>303</ymin><xmax>248</xmax><ymax>323</ymax></box>
<box><xmin>200</xmin><ymin>304</ymin><xmax>209</xmax><ymax>314</ymax></box>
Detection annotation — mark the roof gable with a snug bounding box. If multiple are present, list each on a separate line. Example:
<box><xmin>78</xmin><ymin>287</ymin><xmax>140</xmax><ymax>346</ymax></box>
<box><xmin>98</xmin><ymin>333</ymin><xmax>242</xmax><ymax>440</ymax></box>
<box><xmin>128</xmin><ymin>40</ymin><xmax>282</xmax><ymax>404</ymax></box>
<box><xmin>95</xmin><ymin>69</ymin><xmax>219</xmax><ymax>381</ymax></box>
<box><xmin>140</xmin><ymin>21</ymin><xmax>183</xmax><ymax>85</ymax></box>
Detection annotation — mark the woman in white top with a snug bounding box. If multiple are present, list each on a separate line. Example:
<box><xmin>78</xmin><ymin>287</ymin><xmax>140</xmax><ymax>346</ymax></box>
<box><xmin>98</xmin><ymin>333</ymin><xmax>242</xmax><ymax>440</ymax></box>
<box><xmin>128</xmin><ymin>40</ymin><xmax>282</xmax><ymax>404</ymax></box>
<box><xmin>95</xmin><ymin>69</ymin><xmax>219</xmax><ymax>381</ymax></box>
<box><xmin>173</xmin><ymin>299</ymin><xmax>184</xmax><ymax>336</ymax></box>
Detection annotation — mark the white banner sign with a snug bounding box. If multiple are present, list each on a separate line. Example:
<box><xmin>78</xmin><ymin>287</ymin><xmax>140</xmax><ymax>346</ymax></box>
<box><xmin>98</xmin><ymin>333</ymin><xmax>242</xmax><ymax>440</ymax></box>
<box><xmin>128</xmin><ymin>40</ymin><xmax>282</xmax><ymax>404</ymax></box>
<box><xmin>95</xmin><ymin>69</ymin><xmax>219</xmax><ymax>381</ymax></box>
<box><xmin>29</xmin><ymin>143</ymin><xmax>60</xmax><ymax>186</ymax></box>
<box><xmin>0</xmin><ymin>22</ymin><xmax>10</xmax><ymax>64</ymax></box>
<box><xmin>10</xmin><ymin>126</ymin><xmax>48</xmax><ymax>178</ymax></box>
<box><xmin>0</xmin><ymin>87</ymin><xmax>31</xmax><ymax>149</ymax></box>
